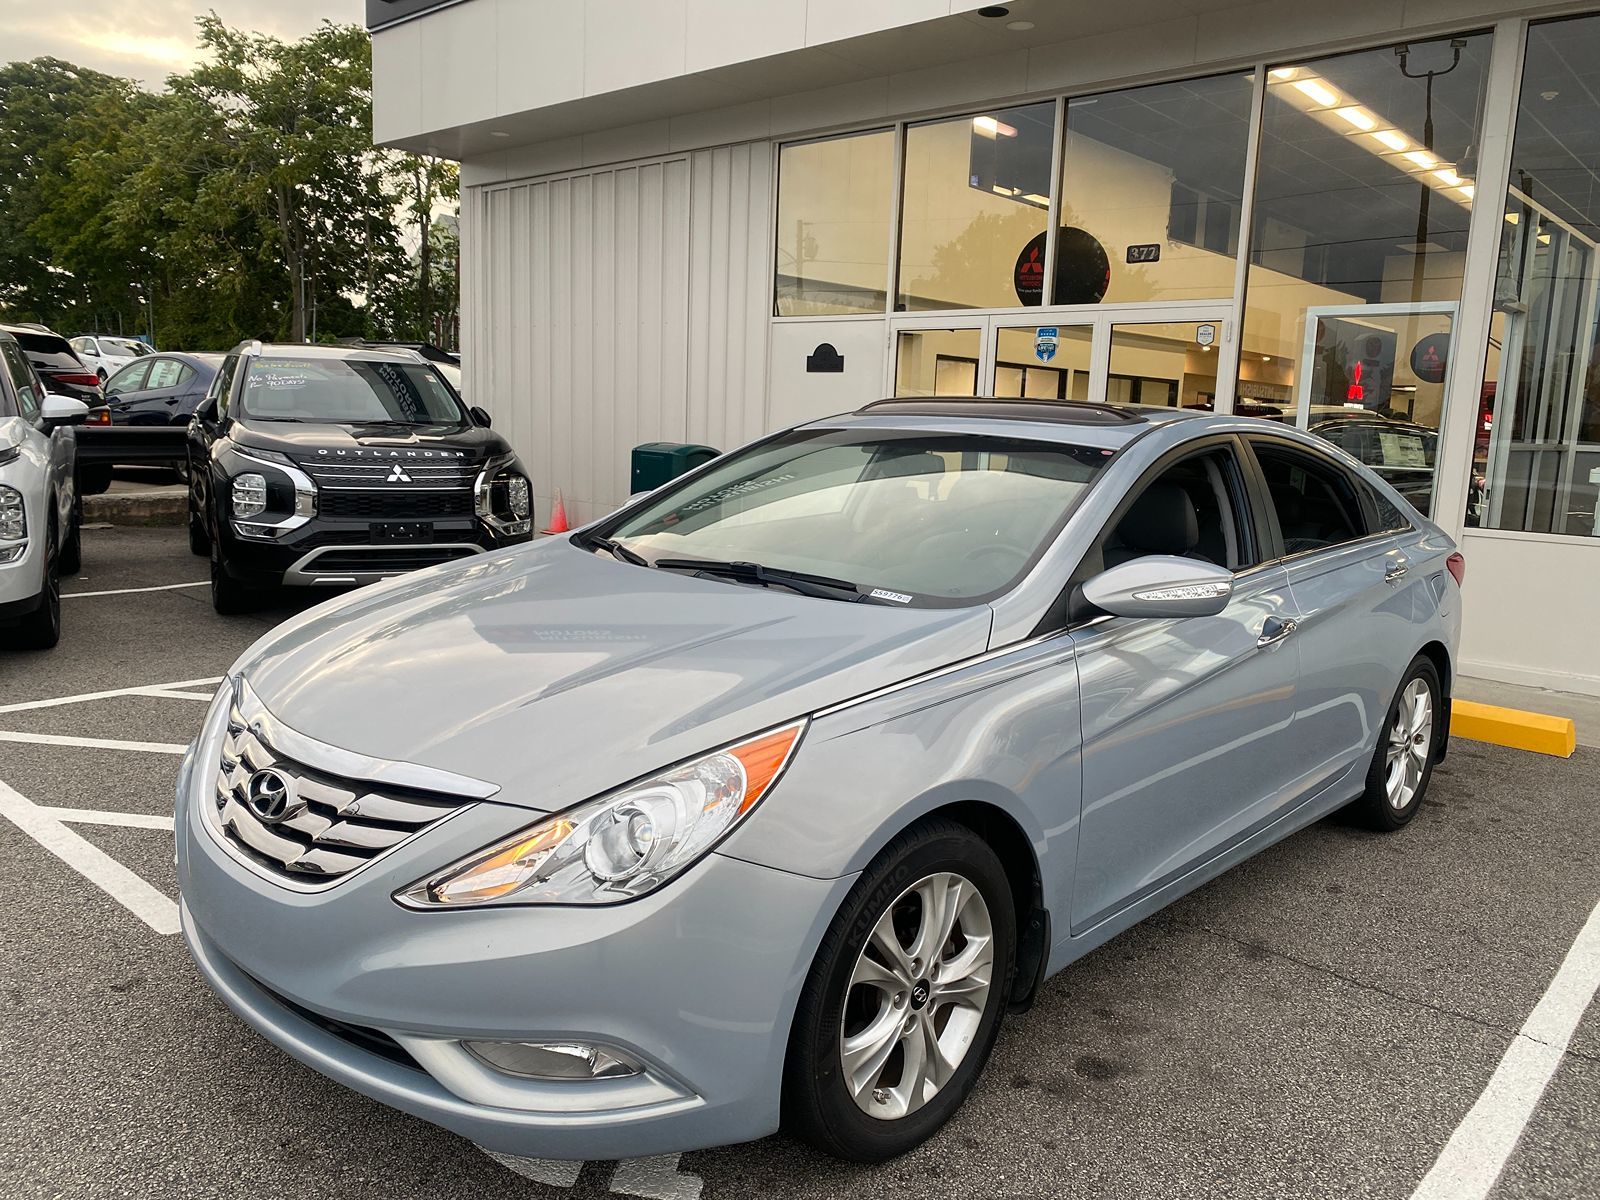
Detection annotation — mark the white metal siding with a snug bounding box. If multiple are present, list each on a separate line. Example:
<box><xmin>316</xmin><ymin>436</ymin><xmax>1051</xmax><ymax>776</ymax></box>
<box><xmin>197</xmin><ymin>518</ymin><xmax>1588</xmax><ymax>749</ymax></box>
<box><xmin>463</xmin><ymin>143</ymin><xmax>772</xmax><ymax>527</ymax></box>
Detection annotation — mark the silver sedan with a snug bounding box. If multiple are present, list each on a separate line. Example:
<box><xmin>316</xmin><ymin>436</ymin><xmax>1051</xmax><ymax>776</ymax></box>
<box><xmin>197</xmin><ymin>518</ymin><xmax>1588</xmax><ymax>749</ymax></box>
<box><xmin>177</xmin><ymin>397</ymin><xmax>1461</xmax><ymax>1163</ymax></box>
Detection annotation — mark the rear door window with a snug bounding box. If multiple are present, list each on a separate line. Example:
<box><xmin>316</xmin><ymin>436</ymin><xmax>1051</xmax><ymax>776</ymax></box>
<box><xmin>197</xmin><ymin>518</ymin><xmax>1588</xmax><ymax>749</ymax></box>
<box><xmin>106</xmin><ymin>361</ymin><xmax>153</xmax><ymax>396</ymax></box>
<box><xmin>145</xmin><ymin>358</ymin><xmax>191</xmax><ymax>391</ymax></box>
<box><xmin>1248</xmin><ymin>440</ymin><xmax>1371</xmax><ymax>557</ymax></box>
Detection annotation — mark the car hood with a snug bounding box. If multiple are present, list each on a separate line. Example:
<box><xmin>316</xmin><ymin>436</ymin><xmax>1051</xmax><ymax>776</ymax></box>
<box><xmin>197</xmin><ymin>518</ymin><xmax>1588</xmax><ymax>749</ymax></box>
<box><xmin>234</xmin><ymin>539</ymin><xmax>992</xmax><ymax>813</ymax></box>
<box><xmin>232</xmin><ymin>420</ymin><xmax>507</xmax><ymax>462</ymax></box>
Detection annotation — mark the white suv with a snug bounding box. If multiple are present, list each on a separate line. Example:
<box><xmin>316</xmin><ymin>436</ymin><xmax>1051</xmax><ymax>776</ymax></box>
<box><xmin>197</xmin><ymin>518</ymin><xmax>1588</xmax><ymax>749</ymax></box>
<box><xmin>0</xmin><ymin>329</ymin><xmax>86</xmax><ymax>649</ymax></box>
<box><xmin>70</xmin><ymin>334</ymin><xmax>151</xmax><ymax>382</ymax></box>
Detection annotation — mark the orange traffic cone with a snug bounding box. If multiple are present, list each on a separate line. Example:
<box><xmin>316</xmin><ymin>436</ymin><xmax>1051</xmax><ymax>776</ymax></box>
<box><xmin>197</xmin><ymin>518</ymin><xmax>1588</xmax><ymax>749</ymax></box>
<box><xmin>541</xmin><ymin>488</ymin><xmax>570</xmax><ymax>535</ymax></box>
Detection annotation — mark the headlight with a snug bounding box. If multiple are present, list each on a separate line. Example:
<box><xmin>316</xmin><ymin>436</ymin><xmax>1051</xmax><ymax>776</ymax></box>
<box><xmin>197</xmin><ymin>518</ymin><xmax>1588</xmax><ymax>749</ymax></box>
<box><xmin>396</xmin><ymin>722</ymin><xmax>805</xmax><ymax>908</ymax></box>
<box><xmin>475</xmin><ymin>457</ymin><xmax>533</xmax><ymax>537</ymax></box>
<box><xmin>0</xmin><ymin>486</ymin><xmax>25</xmax><ymax>541</ymax></box>
<box><xmin>232</xmin><ymin>473</ymin><xmax>267</xmax><ymax>518</ymax></box>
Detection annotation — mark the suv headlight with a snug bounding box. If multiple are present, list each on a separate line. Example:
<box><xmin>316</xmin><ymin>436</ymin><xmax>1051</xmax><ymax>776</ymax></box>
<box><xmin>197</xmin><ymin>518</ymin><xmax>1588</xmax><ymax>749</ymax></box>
<box><xmin>396</xmin><ymin>722</ymin><xmax>805</xmax><ymax>909</ymax></box>
<box><xmin>232</xmin><ymin>473</ymin><xmax>267</xmax><ymax>518</ymax></box>
<box><xmin>475</xmin><ymin>456</ymin><xmax>533</xmax><ymax>537</ymax></box>
<box><xmin>0</xmin><ymin>486</ymin><xmax>26</xmax><ymax>542</ymax></box>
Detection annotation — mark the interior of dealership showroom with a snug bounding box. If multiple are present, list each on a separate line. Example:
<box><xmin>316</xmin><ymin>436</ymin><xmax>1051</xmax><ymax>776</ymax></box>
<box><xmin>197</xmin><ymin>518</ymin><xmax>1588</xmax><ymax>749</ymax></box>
<box><xmin>375</xmin><ymin>1</ymin><xmax>1600</xmax><ymax>698</ymax></box>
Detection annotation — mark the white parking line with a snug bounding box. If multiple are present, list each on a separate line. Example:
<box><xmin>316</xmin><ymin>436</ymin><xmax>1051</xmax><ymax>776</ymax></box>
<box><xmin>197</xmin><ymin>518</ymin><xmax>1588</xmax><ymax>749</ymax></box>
<box><xmin>63</xmin><ymin>581</ymin><xmax>207</xmax><ymax>599</ymax></box>
<box><xmin>0</xmin><ymin>676</ymin><xmax>223</xmax><ymax>714</ymax></box>
<box><xmin>0</xmin><ymin>779</ymin><xmax>180</xmax><ymax>935</ymax></box>
<box><xmin>0</xmin><ymin>730</ymin><xmax>188</xmax><ymax>755</ymax></box>
<box><xmin>37</xmin><ymin>807</ymin><xmax>174</xmax><ymax>831</ymax></box>
<box><xmin>1411</xmin><ymin>896</ymin><xmax>1600</xmax><ymax>1200</ymax></box>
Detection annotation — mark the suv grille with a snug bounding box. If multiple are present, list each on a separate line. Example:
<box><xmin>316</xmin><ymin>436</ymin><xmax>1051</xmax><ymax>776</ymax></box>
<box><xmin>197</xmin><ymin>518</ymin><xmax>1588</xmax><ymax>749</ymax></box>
<box><xmin>298</xmin><ymin>459</ymin><xmax>480</xmax><ymax>489</ymax></box>
<box><xmin>213</xmin><ymin>699</ymin><xmax>473</xmax><ymax>883</ymax></box>
<box><xmin>320</xmin><ymin>490</ymin><xmax>476</xmax><ymax>519</ymax></box>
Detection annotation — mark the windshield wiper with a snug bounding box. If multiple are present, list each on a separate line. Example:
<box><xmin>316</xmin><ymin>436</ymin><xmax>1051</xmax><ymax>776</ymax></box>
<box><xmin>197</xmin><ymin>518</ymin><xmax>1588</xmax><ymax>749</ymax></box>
<box><xmin>653</xmin><ymin>558</ymin><xmax>886</xmax><ymax>603</ymax></box>
<box><xmin>585</xmin><ymin>535</ymin><xmax>649</xmax><ymax>566</ymax></box>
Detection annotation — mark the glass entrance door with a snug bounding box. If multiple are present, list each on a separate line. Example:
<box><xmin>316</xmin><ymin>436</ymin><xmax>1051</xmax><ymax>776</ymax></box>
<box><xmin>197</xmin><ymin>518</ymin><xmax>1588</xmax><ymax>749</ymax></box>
<box><xmin>1294</xmin><ymin>302</ymin><xmax>1457</xmax><ymax>517</ymax></box>
<box><xmin>888</xmin><ymin>307</ymin><xmax>1234</xmax><ymax>407</ymax></box>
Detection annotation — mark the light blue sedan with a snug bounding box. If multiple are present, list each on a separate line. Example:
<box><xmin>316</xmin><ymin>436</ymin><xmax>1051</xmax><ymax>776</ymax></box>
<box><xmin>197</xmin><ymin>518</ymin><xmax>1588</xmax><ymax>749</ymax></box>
<box><xmin>177</xmin><ymin>397</ymin><xmax>1462</xmax><ymax>1163</ymax></box>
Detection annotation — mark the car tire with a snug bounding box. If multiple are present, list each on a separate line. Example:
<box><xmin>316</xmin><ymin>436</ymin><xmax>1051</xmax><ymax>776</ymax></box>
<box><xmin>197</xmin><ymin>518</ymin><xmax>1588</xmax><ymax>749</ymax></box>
<box><xmin>209</xmin><ymin>524</ymin><xmax>253</xmax><ymax>615</ymax></box>
<box><xmin>8</xmin><ymin>518</ymin><xmax>61</xmax><ymax>650</ymax></box>
<box><xmin>783</xmin><ymin>818</ymin><xmax>1016</xmax><ymax>1162</ymax></box>
<box><xmin>188</xmin><ymin>490</ymin><xmax>210</xmax><ymax>557</ymax></box>
<box><xmin>78</xmin><ymin>464</ymin><xmax>112</xmax><ymax>496</ymax></box>
<box><xmin>1350</xmin><ymin>654</ymin><xmax>1443</xmax><ymax>831</ymax></box>
<box><xmin>58</xmin><ymin>496</ymin><xmax>82</xmax><ymax>577</ymax></box>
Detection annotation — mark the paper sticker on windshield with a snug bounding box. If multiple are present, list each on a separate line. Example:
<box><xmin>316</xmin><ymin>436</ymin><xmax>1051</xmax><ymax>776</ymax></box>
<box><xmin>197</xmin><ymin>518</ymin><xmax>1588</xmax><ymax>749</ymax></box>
<box><xmin>870</xmin><ymin>588</ymin><xmax>914</xmax><ymax>604</ymax></box>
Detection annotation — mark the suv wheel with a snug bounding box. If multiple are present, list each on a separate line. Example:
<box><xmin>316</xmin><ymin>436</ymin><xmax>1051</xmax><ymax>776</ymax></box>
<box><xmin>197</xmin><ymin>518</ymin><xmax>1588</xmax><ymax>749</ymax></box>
<box><xmin>784</xmin><ymin>818</ymin><xmax>1016</xmax><ymax>1162</ymax></box>
<box><xmin>209</xmin><ymin>530</ymin><xmax>253</xmax><ymax>615</ymax></box>
<box><xmin>188</xmin><ymin>481</ymin><xmax>210</xmax><ymax>557</ymax></box>
<box><xmin>58</xmin><ymin>493</ymin><xmax>82</xmax><ymax>576</ymax></box>
<box><xmin>8</xmin><ymin>517</ymin><xmax>61</xmax><ymax>650</ymax></box>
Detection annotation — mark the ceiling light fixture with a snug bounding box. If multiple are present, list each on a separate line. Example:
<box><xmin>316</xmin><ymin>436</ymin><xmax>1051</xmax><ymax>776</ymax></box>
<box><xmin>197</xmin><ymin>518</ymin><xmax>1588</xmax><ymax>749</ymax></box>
<box><xmin>1333</xmin><ymin>106</ymin><xmax>1376</xmax><ymax>131</ymax></box>
<box><xmin>1005</xmin><ymin>19</ymin><xmax>1035</xmax><ymax>30</ymax></box>
<box><xmin>1403</xmin><ymin>149</ymin><xmax>1441</xmax><ymax>170</ymax></box>
<box><xmin>1292</xmin><ymin>78</ymin><xmax>1340</xmax><ymax>106</ymax></box>
<box><xmin>1433</xmin><ymin>167</ymin><xmax>1464</xmax><ymax>187</ymax></box>
<box><xmin>977</xmin><ymin>5</ymin><xmax>1010</xmax><ymax>16</ymax></box>
<box><xmin>972</xmin><ymin>115</ymin><xmax>1018</xmax><ymax>137</ymax></box>
<box><xmin>1371</xmin><ymin>128</ymin><xmax>1409</xmax><ymax>152</ymax></box>
<box><xmin>1270</xmin><ymin>67</ymin><xmax>1297</xmax><ymax>81</ymax></box>
<box><xmin>489</xmin><ymin>130</ymin><xmax>511</xmax><ymax>139</ymax></box>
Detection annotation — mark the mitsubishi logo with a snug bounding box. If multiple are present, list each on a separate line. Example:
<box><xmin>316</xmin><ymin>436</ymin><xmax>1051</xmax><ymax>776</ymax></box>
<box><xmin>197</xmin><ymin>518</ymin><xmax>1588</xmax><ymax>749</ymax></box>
<box><xmin>386</xmin><ymin>465</ymin><xmax>413</xmax><ymax>483</ymax></box>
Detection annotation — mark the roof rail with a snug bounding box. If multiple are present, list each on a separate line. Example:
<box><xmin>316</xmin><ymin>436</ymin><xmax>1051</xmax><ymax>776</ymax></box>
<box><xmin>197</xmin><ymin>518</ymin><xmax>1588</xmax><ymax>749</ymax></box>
<box><xmin>856</xmin><ymin>396</ymin><xmax>1146</xmax><ymax>424</ymax></box>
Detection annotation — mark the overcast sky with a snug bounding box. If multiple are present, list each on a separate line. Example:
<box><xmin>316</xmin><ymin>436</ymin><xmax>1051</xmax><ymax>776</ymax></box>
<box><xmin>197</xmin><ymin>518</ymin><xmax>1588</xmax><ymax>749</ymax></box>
<box><xmin>2</xmin><ymin>0</ymin><xmax>365</xmax><ymax>88</ymax></box>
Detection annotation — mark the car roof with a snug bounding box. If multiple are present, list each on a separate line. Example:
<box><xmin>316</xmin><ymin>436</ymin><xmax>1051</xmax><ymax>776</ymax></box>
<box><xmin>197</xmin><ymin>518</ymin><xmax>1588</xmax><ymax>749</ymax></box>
<box><xmin>232</xmin><ymin>341</ymin><xmax>427</xmax><ymax>365</ymax></box>
<box><xmin>805</xmin><ymin>396</ymin><xmax>1205</xmax><ymax>451</ymax></box>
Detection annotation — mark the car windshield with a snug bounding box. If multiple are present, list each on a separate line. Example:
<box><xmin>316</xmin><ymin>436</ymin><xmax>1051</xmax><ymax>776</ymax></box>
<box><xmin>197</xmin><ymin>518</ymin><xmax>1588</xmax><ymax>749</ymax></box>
<box><xmin>602</xmin><ymin>429</ymin><xmax>1112</xmax><ymax>603</ymax></box>
<box><xmin>239</xmin><ymin>357</ymin><xmax>468</xmax><ymax>426</ymax></box>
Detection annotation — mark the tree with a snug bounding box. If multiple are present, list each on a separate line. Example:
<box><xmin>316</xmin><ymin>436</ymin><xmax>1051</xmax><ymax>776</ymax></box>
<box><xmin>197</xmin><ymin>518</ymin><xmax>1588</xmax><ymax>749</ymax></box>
<box><xmin>389</xmin><ymin>154</ymin><xmax>459</xmax><ymax>344</ymax></box>
<box><xmin>170</xmin><ymin>16</ymin><xmax>401</xmax><ymax>342</ymax></box>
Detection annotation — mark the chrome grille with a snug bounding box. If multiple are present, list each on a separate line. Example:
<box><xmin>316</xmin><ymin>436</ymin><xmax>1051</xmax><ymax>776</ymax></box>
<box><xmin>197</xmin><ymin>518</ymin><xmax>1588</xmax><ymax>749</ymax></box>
<box><xmin>210</xmin><ymin>695</ymin><xmax>478</xmax><ymax>885</ymax></box>
<box><xmin>296</xmin><ymin>459</ymin><xmax>480</xmax><ymax>489</ymax></box>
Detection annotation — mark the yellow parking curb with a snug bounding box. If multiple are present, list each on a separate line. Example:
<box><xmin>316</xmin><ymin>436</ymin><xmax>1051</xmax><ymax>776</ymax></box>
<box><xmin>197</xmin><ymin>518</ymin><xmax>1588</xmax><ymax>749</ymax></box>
<box><xmin>1450</xmin><ymin>700</ymin><xmax>1577</xmax><ymax>758</ymax></box>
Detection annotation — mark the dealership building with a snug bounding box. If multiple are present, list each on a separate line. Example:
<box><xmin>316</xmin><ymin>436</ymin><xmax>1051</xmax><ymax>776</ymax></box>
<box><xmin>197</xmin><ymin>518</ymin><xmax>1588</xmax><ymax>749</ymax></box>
<box><xmin>370</xmin><ymin>0</ymin><xmax>1600</xmax><ymax>696</ymax></box>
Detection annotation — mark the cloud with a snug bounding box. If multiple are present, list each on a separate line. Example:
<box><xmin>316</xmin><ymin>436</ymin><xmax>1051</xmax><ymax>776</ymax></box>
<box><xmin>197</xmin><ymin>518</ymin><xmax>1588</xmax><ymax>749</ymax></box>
<box><xmin>1</xmin><ymin>0</ymin><xmax>367</xmax><ymax>87</ymax></box>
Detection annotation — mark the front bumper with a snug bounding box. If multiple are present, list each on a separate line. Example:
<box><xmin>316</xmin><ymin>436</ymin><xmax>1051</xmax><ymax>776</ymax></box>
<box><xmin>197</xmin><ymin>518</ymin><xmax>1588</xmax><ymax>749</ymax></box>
<box><xmin>217</xmin><ymin>517</ymin><xmax>529</xmax><ymax>588</ymax></box>
<box><xmin>178</xmin><ymin>747</ymin><xmax>853</xmax><ymax>1159</ymax></box>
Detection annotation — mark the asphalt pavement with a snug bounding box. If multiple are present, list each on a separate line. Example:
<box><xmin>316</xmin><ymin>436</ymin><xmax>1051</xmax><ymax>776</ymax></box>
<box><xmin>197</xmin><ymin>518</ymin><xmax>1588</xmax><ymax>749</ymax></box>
<box><xmin>1</xmin><ymin>524</ymin><xmax>1597</xmax><ymax>1200</ymax></box>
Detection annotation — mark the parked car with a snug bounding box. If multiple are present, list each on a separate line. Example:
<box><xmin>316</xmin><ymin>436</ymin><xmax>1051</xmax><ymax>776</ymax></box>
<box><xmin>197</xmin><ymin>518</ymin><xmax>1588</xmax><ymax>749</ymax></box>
<box><xmin>0</xmin><ymin>328</ymin><xmax>87</xmax><ymax>649</ymax></box>
<box><xmin>186</xmin><ymin>342</ymin><xmax>532</xmax><ymax>614</ymax></box>
<box><xmin>0</xmin><ymin>324</ymin><xmax>113</xmax><ymax>494</ymax></box>
<box><xmin>99</xmin><ymin>352</ymin><xmax>225</xmax><ymax>477</ymax></box>
<box><xmin>176</xmin><ymin>397</ymin><xmax>1462</xmax><ymax>1163</ymax></box>
<box><xmin>69</xmin><ymin>334</ymin><xmax>153</xmax><ymax>382</ymax></box>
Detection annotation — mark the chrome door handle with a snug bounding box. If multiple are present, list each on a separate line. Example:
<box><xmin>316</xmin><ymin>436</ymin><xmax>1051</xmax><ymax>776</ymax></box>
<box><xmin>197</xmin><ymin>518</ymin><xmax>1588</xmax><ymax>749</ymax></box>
<box><xmin>1385</xmin><ymin>561</ymin><xmax>1409</xmax><ymax>583</ymax></box>
<box><xmin>1258</xmin><ymin>615</ymin><xmax>1298</xmax><ymax>648</ymax></box>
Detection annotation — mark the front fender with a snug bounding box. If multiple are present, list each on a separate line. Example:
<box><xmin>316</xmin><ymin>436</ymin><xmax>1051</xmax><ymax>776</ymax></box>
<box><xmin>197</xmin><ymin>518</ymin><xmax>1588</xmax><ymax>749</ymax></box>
<box><xmin>717</xmin><ymin>636</ymin><xmax>1082</xmax><ymax>930</ymax></box>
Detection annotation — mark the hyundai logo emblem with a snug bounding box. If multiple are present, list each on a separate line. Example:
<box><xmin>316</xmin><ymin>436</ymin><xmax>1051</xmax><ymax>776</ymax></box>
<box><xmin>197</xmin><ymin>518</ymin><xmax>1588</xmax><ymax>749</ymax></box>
<box><xmin>244</xmin><ymin>768</ymin><xmax>300</xmax><ymax>825</ymax></box>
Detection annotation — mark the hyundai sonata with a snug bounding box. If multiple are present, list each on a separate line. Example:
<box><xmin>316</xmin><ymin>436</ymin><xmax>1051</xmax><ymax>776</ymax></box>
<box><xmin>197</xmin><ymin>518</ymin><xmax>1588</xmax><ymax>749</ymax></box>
<box><xmin>177</xmin><ymin>397</ymin><xmax>1461</xmax><ymax>1163</ymax></box>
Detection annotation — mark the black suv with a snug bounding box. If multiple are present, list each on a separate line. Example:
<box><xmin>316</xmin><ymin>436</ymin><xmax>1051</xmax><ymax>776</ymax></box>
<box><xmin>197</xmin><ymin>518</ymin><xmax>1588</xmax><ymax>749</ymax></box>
<box><xmin>187</xmin><ymin>343</ymin><xmax>534</xmax><ymax>613</ymax></box>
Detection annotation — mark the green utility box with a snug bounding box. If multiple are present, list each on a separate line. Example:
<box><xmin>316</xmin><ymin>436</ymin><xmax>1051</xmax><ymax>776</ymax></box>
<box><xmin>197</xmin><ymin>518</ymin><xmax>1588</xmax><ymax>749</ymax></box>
<box><xmin>631</xmin><ymin>442</ymin><xmax>720</xmax><ymax>493</ymax></box>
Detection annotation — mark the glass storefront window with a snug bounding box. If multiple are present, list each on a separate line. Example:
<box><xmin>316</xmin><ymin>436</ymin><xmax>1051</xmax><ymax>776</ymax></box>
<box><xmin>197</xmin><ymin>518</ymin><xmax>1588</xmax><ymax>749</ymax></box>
<box><xmin>775</xmin><ymin>129</ymin><xmax>895</xmax><ymax>316</ymax></box>
<box><xmin>1061</xmin><ymin>74</ymin><xmax>1253</xmax><ymax>305</ymax></box>
<box><xmin>897</xmin><ymin>103</ymin><xmax>1057</xmax><ymax>312</ymax></box>
<box><xmin>1240</xmin><ymin>34</ymin><xmax>1490</xmax><ymax>511</ymax></box>
<box><xmin>1472</xmin><ymin>14</ymin><xmax>1600</xmax><ymax>538</ymax></box>
<box><xmin>1108</xmin><ymin>323</ymin><xmax>1224</xmax><ymax>409</ymax></box>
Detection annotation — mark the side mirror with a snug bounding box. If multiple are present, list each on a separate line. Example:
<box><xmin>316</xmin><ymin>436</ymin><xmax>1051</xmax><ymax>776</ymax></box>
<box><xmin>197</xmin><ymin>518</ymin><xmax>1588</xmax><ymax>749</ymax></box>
<box><xmin>1080</xmin><ymin>555</ymin><xmax>1233</xmax><ymax>620</ymax></box>
<box><xmin>470</xmin><ymin>405</ymin><xmax>493</xmax><ymax>428</ymax></box>
<box><xmin>40</xmin><ymin>394</ymin><xmax>90</xmax><ymax>429</ymax></box>
<box><xmin>195</xmin><ymin>396</ymin><xmax>218</xmax><ymax>424</ymax></box>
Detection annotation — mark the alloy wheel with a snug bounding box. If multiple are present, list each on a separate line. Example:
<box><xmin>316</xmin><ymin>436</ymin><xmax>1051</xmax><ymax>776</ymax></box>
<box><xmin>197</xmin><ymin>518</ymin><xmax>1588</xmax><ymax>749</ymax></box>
<box><xmin>1384</xmin><ymin>677</ymin><xmax>1433</xmax><ymax>809</ymax></box>
<box><xmin>839</xmin><ymin>871</ymin><xmax>993</xmax><ymax>1120</ymax></box>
